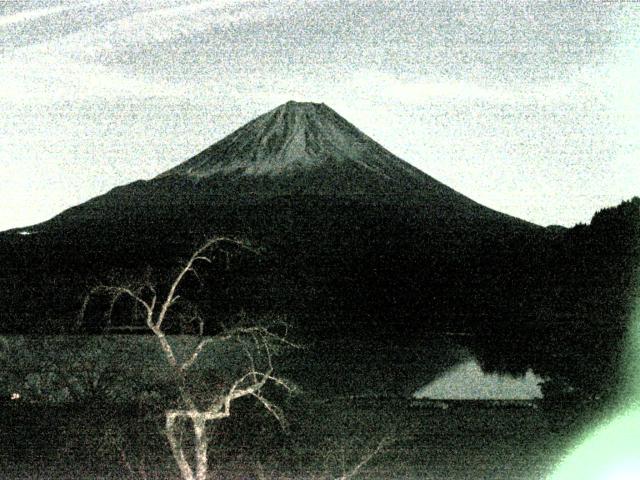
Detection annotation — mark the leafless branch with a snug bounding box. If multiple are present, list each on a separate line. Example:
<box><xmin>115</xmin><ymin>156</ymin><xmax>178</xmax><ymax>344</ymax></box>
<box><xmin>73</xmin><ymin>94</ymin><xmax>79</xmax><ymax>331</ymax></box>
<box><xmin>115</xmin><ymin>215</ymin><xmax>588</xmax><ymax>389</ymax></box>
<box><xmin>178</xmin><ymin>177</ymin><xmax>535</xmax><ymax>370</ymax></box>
<box><xmin>335</xmin><ymin>436</ymin><xmax>392</xmax><ymax>480</ymax></box>
<box><xmin>250</xmin><ymin>391</ymin><xmax>288</xmax><ymax>430</ymax></box>
<box><xmin>155</xmin><ymin>236</ymin><xmax>255</xmax><ymax>330</ymax></box>
<box><xmin>180</xmin><ymin>338</ymin><xmax>215</xmax><ymax>372</ymax></box>
<box><xmin>78</xmin><ymin>284</ymin><xmax>156</xmax><ymax>330</ymax></box>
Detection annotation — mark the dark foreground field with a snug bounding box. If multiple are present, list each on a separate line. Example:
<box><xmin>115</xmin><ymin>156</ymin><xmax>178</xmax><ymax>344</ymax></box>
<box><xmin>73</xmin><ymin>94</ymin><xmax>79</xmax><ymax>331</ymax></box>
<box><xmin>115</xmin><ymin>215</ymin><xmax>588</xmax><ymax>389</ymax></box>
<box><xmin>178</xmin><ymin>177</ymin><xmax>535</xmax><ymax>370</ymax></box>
<box><xmin>0</xmin><ymin>396</ymin><xmax>598</xmax><ymax>480</ymax></box>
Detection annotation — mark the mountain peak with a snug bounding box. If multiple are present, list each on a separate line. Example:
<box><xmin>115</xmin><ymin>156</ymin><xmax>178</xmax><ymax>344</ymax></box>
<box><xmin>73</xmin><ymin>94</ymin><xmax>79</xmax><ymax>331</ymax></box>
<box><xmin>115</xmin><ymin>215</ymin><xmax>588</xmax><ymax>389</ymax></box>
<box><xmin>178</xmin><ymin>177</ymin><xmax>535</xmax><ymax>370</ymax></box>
<box><xmin>279</xmin><ymin>100</ymin><xmax>327</xmax><ymax>111</ymax></box>
<box><xmin>156</xmin><ymin>101</ymin><xmax>448</xmax><ymax>195</ymax></box>
<box><xmin>159</xmin><ymin>100</ymin><xmax>343</xmax><ymax>178</ymax></box>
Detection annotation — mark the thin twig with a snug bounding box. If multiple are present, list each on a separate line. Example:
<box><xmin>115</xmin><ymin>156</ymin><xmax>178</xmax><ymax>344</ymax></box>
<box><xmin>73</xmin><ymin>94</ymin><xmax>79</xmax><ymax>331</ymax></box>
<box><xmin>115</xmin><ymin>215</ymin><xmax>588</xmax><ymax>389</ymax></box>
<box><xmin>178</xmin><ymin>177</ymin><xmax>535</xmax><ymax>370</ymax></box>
<box><xmin>335</xmin><ymin>436</ymin><xmax>391</xmax><ymax>480</ymax></box>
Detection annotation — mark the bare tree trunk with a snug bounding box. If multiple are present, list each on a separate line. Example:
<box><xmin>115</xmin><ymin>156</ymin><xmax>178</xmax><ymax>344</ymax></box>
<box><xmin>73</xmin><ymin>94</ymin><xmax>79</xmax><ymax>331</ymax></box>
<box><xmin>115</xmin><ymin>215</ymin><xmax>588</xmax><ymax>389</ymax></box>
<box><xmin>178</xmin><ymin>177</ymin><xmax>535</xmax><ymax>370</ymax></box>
<box><xmin>193</xmin><ymin>414</ymin><xmax>209</xmax><ymax>480</ymax></box>
<box><xmin>166</xmin><ymin>410</ymin><xmax>213</xmax><ymax>480</ymax></box>
<box><xmin>166</xmin><ymin>412</ymin><xmax>196</xmax><ymax>480</ymax></box>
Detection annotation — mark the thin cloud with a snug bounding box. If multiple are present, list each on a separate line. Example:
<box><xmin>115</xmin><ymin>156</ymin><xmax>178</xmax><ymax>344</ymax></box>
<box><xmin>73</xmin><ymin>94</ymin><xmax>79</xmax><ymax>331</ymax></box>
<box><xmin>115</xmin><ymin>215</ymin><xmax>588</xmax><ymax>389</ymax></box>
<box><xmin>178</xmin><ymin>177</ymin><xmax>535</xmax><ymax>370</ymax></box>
<box><xmin>0</xmin><ymin>1</ymin><xmax>107</xmax><ymax>27</ymax></box>
<box><xmin>0</xmin><ymin>4</ymin><xmax>73</xmax><ymax>27</ymax></box>
<box><xmin>145</xmin><ymin>0</ymin><xmax>257</xmax><ymax>17</ymax></box>
<box><xmin>26</xmin><ymin>1</ymin><xmax>291</xmax><ymax>60</ymax></box>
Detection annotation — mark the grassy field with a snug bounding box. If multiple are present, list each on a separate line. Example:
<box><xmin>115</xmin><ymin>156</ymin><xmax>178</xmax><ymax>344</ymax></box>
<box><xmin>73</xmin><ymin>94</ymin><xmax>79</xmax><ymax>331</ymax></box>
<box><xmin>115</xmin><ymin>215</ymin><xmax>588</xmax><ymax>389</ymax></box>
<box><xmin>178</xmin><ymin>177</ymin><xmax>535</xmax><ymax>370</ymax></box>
<box><xmin>0</xmin><ymin>335</ymin><xmax>602</xmax><ymax>479</ymax></box>
<box><xmin>0</xmin><ymin>396</ymin><xmax>597</xmax><ymax>479</ymax></box>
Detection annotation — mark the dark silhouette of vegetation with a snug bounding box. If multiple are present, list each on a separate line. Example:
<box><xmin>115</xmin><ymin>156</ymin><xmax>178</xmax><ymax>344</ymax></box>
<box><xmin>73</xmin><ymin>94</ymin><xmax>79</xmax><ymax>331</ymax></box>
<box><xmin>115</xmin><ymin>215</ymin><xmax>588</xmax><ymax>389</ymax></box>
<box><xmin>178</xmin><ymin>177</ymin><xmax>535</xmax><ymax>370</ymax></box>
<box><xmin>467</xmin><ymin>197</ymin><xmax>640</xmax><ymax>401</ymax></box>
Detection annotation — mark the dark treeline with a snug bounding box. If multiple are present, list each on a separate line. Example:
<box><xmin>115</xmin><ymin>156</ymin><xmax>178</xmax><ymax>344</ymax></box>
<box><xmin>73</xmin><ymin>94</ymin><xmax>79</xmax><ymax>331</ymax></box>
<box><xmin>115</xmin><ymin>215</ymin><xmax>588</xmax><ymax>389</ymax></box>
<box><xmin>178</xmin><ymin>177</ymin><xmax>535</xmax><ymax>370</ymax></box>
<box><xmin>467</xmin><ymin>197</ymin><xmax>640</xmax><ymax>399</ymax></box>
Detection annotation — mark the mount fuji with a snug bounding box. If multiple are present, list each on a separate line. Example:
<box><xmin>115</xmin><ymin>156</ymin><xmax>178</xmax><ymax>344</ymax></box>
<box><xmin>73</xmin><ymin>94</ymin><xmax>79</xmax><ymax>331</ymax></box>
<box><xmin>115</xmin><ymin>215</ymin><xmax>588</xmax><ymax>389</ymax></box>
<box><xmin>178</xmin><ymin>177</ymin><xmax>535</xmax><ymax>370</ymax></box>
<box><xmin>1</xmin><ymin>101</ymin><xmax>636</xmax><ymax>398</ymax></box>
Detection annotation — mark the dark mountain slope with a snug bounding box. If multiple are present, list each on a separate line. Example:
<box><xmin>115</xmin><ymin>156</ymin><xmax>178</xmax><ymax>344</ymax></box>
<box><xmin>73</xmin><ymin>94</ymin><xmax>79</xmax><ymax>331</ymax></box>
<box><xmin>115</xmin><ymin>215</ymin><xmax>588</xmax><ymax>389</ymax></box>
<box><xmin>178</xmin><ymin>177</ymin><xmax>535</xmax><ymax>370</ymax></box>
<box><xmin>33</xmin><ymin>101</ymin><xmax>527</xmax><ymax>230</ymax></box>
<box><xmin>0</xmin><ymin>102</ymin><xmax>536</xmax><ymax>336</ymax></box>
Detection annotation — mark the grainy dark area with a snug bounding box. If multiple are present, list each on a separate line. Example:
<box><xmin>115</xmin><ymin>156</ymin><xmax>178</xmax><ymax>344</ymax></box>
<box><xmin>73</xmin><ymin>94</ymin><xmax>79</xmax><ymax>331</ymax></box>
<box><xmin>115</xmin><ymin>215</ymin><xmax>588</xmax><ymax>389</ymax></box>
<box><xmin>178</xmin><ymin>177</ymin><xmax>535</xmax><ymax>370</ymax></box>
<box><xmin>1</xmin><ymin>3</ymin><xmax>639</xmax><ymax>477</ymax></box>
<box><xmin>0</xmin><ymin>395</ymin><xmax>599</xmax><ymax>479</ymax></box>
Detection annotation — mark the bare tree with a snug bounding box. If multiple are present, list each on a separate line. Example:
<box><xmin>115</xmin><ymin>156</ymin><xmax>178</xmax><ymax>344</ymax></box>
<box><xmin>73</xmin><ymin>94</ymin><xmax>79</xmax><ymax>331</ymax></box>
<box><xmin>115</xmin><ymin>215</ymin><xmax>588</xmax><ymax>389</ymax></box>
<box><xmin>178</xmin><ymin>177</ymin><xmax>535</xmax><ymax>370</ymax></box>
<box><xmin>81</xmin><ymin>237</ymin><xmax>296</xmax><ymax>480</ymax></box>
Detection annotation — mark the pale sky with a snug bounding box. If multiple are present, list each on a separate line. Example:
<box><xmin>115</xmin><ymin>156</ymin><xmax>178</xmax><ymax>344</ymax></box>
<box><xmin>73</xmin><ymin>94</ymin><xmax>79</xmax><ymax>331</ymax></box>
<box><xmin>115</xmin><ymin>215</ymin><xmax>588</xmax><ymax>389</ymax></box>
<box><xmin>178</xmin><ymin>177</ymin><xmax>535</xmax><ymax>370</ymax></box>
<box><xmin>1</xmin><ymin>0</ymin><xmax>639</xmax><ymax>231</ymax></box>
